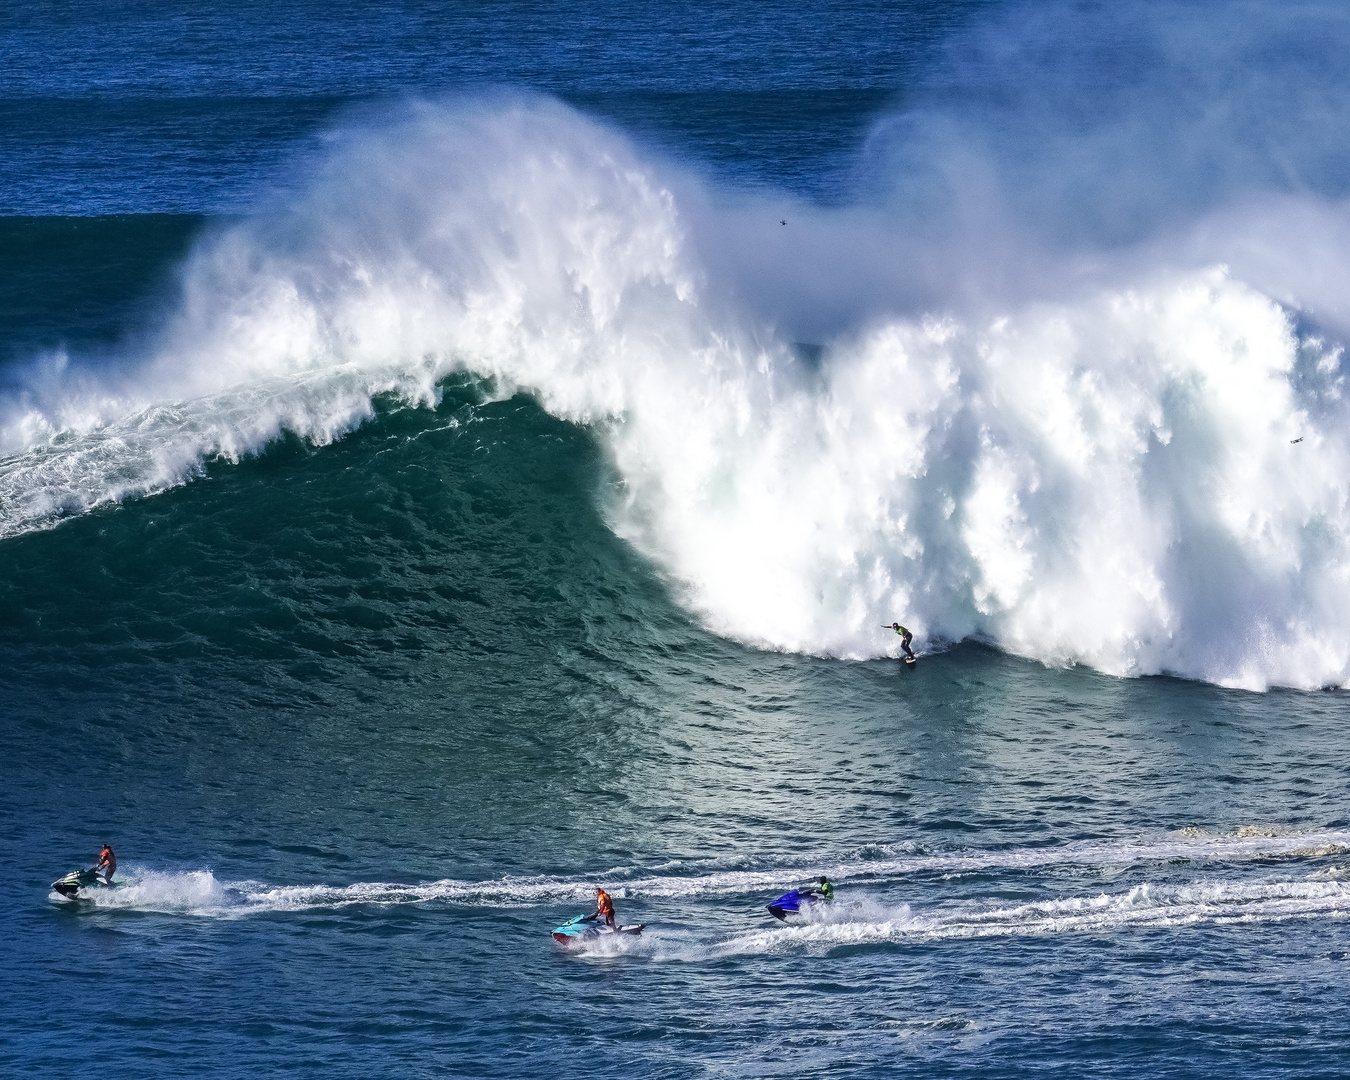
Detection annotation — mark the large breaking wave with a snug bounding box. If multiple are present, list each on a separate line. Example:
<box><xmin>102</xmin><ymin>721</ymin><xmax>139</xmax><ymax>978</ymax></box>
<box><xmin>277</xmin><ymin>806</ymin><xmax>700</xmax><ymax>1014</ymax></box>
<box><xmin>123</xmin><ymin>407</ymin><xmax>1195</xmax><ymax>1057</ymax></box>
<box><xmin>7</xmin><ymin>2</ymin><xmax>1350</xmax><ymax>689</ymax></box>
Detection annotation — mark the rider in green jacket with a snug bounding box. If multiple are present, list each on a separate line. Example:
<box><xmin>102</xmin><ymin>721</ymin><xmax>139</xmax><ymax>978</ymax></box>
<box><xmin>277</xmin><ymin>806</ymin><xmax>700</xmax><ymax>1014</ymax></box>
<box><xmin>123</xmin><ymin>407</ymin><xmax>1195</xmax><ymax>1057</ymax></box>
<box><xmin>888</xmin><ymin>622</ymin><xmax>915</xmax><ymax>660</ymax></box>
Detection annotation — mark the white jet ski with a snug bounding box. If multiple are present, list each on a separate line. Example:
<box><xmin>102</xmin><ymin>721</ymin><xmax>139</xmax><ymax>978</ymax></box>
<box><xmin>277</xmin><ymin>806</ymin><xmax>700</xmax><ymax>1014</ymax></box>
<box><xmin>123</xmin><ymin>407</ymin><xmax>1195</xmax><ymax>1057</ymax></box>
<box><xmin>51</xmin><ymin>868</ymin><xmax>116</xmax><ymax>899</ymax></box>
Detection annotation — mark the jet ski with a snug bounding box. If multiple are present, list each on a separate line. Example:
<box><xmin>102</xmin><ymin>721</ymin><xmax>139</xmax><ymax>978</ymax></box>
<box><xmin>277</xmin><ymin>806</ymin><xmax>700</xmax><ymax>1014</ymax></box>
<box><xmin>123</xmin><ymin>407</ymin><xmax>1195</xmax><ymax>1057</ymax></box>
<box><xmin>767</xmin><ymin>889</ymin><xmax>821</xmax><ymax>921</ymax></box>
<box><xmin>51</xmin><ymin>868</ymin><xmax>115</xmax><ymax>899</ymax></box>
<box><xmin>551</xmin><ymin>914</ymin><xmax>645</xmax><ymax>946</ymax></box>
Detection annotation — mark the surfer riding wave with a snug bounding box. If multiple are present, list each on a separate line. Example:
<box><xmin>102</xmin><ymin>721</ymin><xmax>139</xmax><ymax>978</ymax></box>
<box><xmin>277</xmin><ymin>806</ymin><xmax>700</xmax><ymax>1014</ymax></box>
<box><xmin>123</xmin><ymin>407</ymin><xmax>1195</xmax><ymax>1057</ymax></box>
<box><xmin>885</xmin><ymin>623</ymin><xmax>915</xmax><ymax>661</ymax></box>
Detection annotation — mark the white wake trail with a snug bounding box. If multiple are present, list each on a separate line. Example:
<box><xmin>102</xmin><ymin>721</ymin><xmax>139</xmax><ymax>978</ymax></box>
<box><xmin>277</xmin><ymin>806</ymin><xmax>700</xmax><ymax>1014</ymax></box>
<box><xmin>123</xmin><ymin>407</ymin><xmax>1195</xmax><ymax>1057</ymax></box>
<box><xmin>650</xmin><ymin>877</ymin><xmax>1350</xmax><ymax>962</ymax></box>
<box><xmin>57</xmin><ymin>829</ymin><xmax>1350</xmax><ymax>917</ymax></box>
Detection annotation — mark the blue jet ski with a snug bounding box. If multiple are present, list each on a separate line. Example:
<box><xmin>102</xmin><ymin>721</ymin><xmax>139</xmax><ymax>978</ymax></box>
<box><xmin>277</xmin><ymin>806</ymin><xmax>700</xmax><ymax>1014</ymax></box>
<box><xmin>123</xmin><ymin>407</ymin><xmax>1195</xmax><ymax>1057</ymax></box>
<box><xmin>767</xmin><ymin>889</ymin><xmax>821</xmax><ymax>921</ymax></box>
<box><xmin>551</xmin><ymin>914</ymin><xmax>645</xmax><ymax>946</ymax></box>
<box><xmin>51</xmin><ymin>868</ymin><xmax>115</xmax><ymax>899</ymax></box>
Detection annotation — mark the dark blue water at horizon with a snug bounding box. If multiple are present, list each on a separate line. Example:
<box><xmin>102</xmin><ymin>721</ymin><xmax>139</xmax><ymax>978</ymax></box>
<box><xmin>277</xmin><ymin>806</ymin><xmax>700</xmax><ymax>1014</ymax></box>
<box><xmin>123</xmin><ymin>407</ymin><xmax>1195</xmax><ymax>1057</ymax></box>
<box><xmin>6</xmin><ymin>2</ymin><xmax>1350</xmax><ymax>1077</ymax></box>
<box><xmin>1</xmin><ymin>1</ymin><xmax>984</xmax><ymax>216</ymax></box>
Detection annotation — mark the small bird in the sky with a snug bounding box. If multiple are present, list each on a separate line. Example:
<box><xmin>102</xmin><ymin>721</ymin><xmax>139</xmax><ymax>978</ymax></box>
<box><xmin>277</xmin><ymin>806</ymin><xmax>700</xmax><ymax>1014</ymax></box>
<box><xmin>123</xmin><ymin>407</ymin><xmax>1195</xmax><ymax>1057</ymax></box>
<box><xmin>780</xmin><ymin>219</ymin><xmax>787</xmax><ymax>225</ymax></box>
<box><xmin>1291</xmin><ymin>437</ymin><xmax>1304</xmax><ymax>443</ymax></box>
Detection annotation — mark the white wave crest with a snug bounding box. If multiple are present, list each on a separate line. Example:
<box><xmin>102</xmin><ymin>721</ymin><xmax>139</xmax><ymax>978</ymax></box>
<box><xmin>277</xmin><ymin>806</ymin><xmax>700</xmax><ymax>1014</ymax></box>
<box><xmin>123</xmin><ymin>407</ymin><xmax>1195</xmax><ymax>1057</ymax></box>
<box><xmin>7</xmin><ymin>97</ymin><xmax>1350</xmax><ymax>687</ymax></box>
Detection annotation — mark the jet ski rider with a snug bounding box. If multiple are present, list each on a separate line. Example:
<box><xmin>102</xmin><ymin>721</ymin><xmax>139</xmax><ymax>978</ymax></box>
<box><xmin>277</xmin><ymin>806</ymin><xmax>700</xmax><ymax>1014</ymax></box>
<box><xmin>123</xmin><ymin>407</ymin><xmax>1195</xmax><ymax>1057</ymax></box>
<box><xmin>591</xmin><ymin>887</ymin><xmax>616</xmax><ymax>928</ymax></box>
<box><xmin>802</xmin><ymin>876</ymin><xmax>834</xmax><ymax>902</ymax></box>
<box><xmin>96</xmin><ymin>844</ymin><xmax>116</xmax><ymax>884</ymax></box>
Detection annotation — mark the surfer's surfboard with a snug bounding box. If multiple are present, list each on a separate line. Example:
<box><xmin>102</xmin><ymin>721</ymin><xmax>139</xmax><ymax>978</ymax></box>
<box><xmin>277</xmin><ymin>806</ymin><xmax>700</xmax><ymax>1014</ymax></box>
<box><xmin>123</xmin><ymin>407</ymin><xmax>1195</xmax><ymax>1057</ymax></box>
<box><xmin>904</xmin><ymin>656</ymin><xmax>917</xmax><ymax>668</ymax></box>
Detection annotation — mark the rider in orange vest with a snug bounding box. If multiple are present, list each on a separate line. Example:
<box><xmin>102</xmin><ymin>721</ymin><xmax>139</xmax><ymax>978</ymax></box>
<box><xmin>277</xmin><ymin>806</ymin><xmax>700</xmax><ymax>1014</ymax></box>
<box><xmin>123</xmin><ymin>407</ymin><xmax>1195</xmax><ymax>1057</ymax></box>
<box><xmin>592</xmin><ymin>887</ymin><xmax>616</xmax><ymax>928</ymax></box>
<box><xmin>96</xmin><ymin>844</ymin><xmax>117</xmax><ymax>884</ymax></box>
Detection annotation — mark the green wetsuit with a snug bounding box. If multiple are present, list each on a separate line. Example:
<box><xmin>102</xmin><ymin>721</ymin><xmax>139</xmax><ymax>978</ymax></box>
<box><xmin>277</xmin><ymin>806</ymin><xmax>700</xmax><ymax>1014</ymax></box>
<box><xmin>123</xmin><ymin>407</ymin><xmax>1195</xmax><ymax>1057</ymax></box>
<box><xmin>892</xmin><ymin>625</ymin><xmax>915</xmax><ymax>659</ymax></box>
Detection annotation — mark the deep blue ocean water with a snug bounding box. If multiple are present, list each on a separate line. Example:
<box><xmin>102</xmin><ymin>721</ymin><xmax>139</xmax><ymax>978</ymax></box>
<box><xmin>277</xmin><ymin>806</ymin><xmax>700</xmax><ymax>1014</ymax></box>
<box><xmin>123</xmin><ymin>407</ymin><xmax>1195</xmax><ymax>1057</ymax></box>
<box><xmin>6</xmin><ymin>3</ymin><xmax>1350</xmax><ymax>1077</ymax></box>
